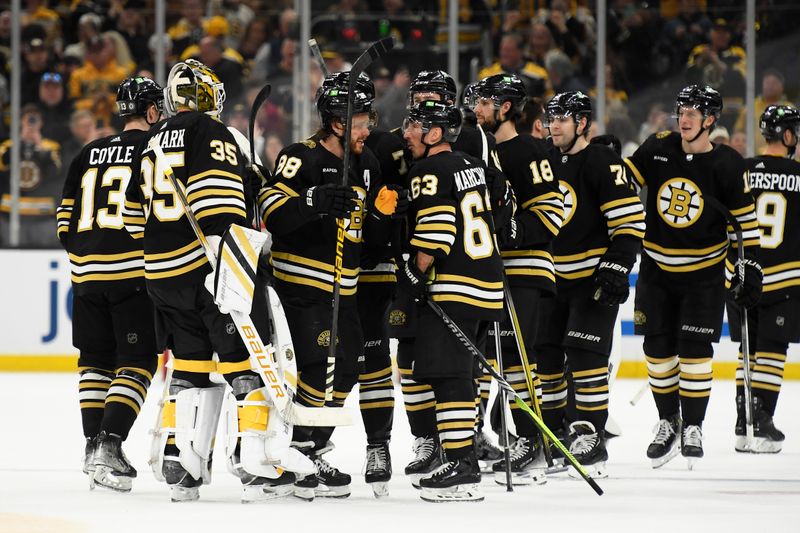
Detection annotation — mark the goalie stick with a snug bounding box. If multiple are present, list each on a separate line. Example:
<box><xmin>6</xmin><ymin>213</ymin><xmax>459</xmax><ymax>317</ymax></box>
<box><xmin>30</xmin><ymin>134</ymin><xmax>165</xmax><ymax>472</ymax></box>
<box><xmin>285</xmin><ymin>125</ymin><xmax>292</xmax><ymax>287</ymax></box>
<box><xmin>326</xmin><ymin>36</ymin><xmax>396</xmax><ymax>401</ymax></box>
<box><xmin>425</xmin><ymin>298</ymin><xmax>604</xmax><ymax>496</ymax></box>
<box><xmin>148</xmin><ymin>139</ymin><xmax>350</xmax><ymax>427</ymax></box>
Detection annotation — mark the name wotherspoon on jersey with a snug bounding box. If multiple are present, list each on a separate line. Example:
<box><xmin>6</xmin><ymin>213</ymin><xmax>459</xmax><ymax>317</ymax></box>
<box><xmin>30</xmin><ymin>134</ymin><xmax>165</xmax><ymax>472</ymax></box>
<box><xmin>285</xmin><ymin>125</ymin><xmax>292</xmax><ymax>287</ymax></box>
<box><xmin>750</xmin><ymin>171</ymin><xmax>800</xmax><ymax>192</ymax></box>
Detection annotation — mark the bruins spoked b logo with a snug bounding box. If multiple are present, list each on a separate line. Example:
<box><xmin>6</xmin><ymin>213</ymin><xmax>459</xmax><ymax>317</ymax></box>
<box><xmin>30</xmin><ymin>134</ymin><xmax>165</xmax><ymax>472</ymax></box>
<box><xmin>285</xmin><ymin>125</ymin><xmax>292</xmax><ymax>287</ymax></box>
<box><xmin>559</xmin><ymin>182</ymin><xmax>577</xmax><ymax>226</ymax></box>
<box><xmin>657</xmin><ymin>177</ymin><xmax>703</xmax><ymax>228</ymax></box>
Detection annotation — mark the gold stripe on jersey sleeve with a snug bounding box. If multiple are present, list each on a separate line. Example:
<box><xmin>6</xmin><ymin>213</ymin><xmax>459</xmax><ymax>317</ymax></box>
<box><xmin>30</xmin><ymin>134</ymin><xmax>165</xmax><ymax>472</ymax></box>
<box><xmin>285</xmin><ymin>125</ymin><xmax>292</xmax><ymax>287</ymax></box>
<box><xmin>502</xmin><ymin>249</ymin><xmax>554</xmax><ymax>259</ymax></box>
<box><xmin>415</xmin><ymin>222</ymin><xmax>456</xmax><ymax>232</ymax></box>
<box><xmin>270</xmin><ymin>251</ymin><xmax>359</xmax><ymax>276</ymax></box>
<box><xmin>764</xmin><ymin>279</ymin><xmax>800</xmax><ymax>292</ymax></box>
<box><xmin>72</xmin><ymin>270</ymin><xmax>145</xmax><ymax>283</ymax></box>
<box><xmin>431</xmin><ymin>294</ymin><xmax>504</xmax><ymax>309</ymax></box>
<box><xmin>532</xmin><ymin>210</ymin><xmax>561</xmax><ymax>236</ymax></box>
<box><xmin>642</xmin><ymin>239</ymin><xmax>727</xmax><ymax>256</ymax></box>
<box><xmin>729</xmin><ymin>204</ymin><xmax>755</xmax><ymax>217</ymax></box>
<box><xmin>505</xmin><ymin>267</ymin><xmax>556</xmax><ymax>281</ymax></box>
<box><xmin>145</xmin><ymin>241</ymin><xmax>201</xmax><ymax>261</ymax></box>
<box><xmin>763</xmin><ymin>261</ymin><xmax>800</xmax><ymax>274</ymax></box>
<box><xmin>612</xmin><ymin>228</ymin><xmax>646</xmax><ymax>239</ymax></box>
<box><xmin>624</xmin><ymin>158</ymin><xmax>645</xmax><ymax>187</ymax></box>
<box><xmin>69</xmin><ymin>249</ymin><xmax>144</xmax><ymax>263</ymax></box>
<box><xmin>260</xmin><ymin>196</ymin><xmax>290</xmax><ymax>220</ymax></box>
<box><xmin>145</xmin><ymin>256</ymin><xmax>208</xmax><ymax>279</ymax></box>
<box><xmin>60</xmin><ymin>198</ymin><xmax>75</xmax><ymax>206</ymax></box>
<box><xmin>273</xmin><ymin>182</ymin><xmax>299</xmax><ymax>197</ymax></box>
<box><xmin>409</xmin><ymin>238</ymin><xmax>450</xmax><ymax>254</ymax></box>
<box><xmin>187</xmin><ymin>169</ymin><xmax>242</xmax><ymax>184</ymax></box>
<box><xmin>520</xmin><ymin>191</ymin><xmax>564</xmax><ymax>210</ymax></box>
<box><xmin>607</xmin><ymin>213</ymin><xmax>646</xmax><ymax>228</ymax></box>
<box><xmin>556</xmin><ymin>269</ymin><xmax>597</xmax><ymax>280</ymax></box>
<box><xmin>435</xmin><ymin>401</ymin><xmax>475</xmax><ymax>410</ymax></box>
<box><xmin>187</xmin><ymin>187</ymin><xmax>244</xmax><ymax>203</ymax></box>
<box><xmin>435</xmin><ymin>274</ymin><xmax>503</xmax><ymax>289</ymax></box>
<box><xmin>56</xmin><ymin>210</ymin><xmax>72</xmax><ymax>221</ymax></box>
<box><xmin>553</xmin><ymin>247</ymin><xmax>607</xmax><ymax>262</ymax></box>
<box><xmin>600</xmin><ymin>196</ymin><xmax>641</xmax><ymax>211</ymax></box>
<box><xmin>416</xmin><ymin>205</ymin><xmax>456</xmax><ymax>218</ymax></box>
<box><xmin>195</xmin><ymin>206</ymin><xmax>246</xmax><ymax>221</ymax></box>
<box><xmin>650</xmin><ymin>254</ymin><xmax>726</xmax><ymax>272</ymax></box>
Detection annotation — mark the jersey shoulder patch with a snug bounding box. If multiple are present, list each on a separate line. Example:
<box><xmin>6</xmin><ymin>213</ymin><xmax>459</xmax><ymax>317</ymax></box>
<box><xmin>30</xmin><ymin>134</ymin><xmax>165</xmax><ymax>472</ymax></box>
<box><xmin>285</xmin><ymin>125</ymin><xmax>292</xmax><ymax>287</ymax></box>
<box><xmin>656</xmin><ymin>130</ymin><xmax>672</xmax><ymax>139</ymax></box>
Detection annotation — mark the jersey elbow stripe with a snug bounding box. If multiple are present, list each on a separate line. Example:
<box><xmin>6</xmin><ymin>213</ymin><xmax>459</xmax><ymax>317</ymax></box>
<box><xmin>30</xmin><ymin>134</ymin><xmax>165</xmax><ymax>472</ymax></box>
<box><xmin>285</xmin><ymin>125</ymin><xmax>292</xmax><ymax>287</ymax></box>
<box><xmin>624</xmin><ymin>158</ymin><xmax>645</xmax><ymax>187</ymax></box>
<box><xmin>187</xmin><ymin>169</ymin><xmax>242</xmax><ymax>184</ymax></box>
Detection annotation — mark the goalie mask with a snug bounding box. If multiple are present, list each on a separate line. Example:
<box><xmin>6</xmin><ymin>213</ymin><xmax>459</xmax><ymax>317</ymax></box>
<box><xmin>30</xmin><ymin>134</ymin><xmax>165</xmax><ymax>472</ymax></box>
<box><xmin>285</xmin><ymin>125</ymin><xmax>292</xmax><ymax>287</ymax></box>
<box><xmin>164</xmin><ymin>59</ymin><xmax>226</xmax><ymax>118</ymax></box>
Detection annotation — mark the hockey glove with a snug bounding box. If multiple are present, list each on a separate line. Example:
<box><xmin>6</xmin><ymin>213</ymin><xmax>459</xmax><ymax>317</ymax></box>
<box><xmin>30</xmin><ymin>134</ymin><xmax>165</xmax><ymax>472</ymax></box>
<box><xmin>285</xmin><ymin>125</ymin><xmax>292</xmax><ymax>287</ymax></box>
<box><xmin>397</xmin><ymin>256</ymin><xmax>428</xmax><ymax>302</ymax></box>
<box><xmin>593</xmin><ymin>258</ymin><xmax>631</xmax><ymax>306</ymax></box>
<box><xmin>498</xmin><ymin>216</ymin><xmax>524</xmax><ymax>249</ymax></box>
<box><xmin>730</xmin><ymin>257</ymin><xmax>763</xmax><ymax>309</ymax></box>
<box><xmin>590</xmin><ymin>134</ymin><xmax>622</xmax><ymax>156</ymax></box>
<box><xmin>298</xmin><ymin>184</ymin><xmax>358</xmax><ymax>218</ymax></box>
<box><xmin>371</xmin><ymin>184</ymin><xmax>410</xmax><ymax>220</ymax></box>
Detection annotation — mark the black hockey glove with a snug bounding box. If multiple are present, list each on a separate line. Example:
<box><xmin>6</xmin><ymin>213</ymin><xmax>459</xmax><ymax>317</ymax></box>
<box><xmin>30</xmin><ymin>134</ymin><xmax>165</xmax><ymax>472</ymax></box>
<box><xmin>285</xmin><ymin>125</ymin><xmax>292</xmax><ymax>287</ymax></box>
<box><xmin>593</xmin><ymin>257</ymin><xmax>631</xmax><ymax>306</ymax></box>
<box><xmin>298</xmin><ymin>184</ymin><xmax>358</xmax><ymax>218</ymax></box>
<box><xmin>730</xmin><ymin>257</ymin><xmax>762</xmax><ymax>309</ymax></box>
<box><xmin>498</xmin><ymin>216</ymin><xmax>524</xmax><ymax>249</ymax></box>
<box><xmin>397</xmin><ymin>256</ymin><xmax>428</xmax><ymax>302</ymax></box>
<box><xmin>590</xmin><ymin>134</ymin><xmax>622</xmax><ymax>156</ymax></box>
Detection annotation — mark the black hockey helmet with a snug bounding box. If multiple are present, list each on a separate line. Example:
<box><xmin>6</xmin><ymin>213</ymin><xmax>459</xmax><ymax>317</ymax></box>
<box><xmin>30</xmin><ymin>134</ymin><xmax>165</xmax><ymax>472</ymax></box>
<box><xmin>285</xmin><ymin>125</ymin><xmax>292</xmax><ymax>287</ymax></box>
<box><xmin>544</xmin><ymin>91</ymin><xmax>592</xmax><ymax>132</ymax></box>
<box><xmin>760</xmin><ymin>104</ymin><xmax>800</xmax><ymax>142</ymax></box>
<box><xmin>116</xmin><ymin>76</ymin><xmax>163</xmax><ymax>117</ymax></box>
<box><xmin>316</xmin><ymin>71</ymin><xmax>376</xmax><ymax>133</ymax></box>
<box><xmin>403</xmin><ymin>100</ymin><xmax>462</xmax><ymax>143</ymax></box>
<box><xmin>407</xmin><ymin>70</ymin><xmax>457</xmax><ymax>108</ymax></box>
<box><xmin>472</xmin><ymin>74</ymin><xmax>527</xmax><ymax>114</ymax></box>
<box><xmin>675</xmin><ymin>84</ymin><xmax>722</xmax><ymax>120</ymax></box>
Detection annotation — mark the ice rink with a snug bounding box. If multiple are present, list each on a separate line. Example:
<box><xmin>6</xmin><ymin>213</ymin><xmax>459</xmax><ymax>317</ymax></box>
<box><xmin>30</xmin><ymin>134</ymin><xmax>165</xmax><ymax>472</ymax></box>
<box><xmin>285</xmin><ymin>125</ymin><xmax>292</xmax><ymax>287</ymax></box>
<box><xmin>1</xmin><ymin>374</ymin><xmax>798</xmax><ymax>533</ymax></box>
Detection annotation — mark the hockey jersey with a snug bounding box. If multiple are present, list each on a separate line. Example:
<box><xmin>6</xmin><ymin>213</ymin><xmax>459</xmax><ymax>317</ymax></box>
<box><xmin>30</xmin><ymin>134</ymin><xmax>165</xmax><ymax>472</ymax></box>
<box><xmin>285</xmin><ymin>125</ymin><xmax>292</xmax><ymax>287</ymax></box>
<box><xmin>747</xmin><ymin>154</ymin><xmax>800</xmax><ymax>300</ymax></box>
<box><xmin>123</xmin><ymin>111</ymin><xmax>248</xmax><ymax>288</ymax></box>
<box><xmin>258</xmin><ymin>136</ymin><xmax>383</xmax><ymax>301</ymax></box>
<box><xmin>407</xmin><ymin>150</ymin><xmax>505</xmax><ymax>321</ymax></box>
<box><xmin>496</xmin><ymin>134</ymin><xmax>564</xmax><ymax>293</ymax></box>
<box><xmin>57</xmin><ymin>129</ymin><xmax>148</xmax><ymax>293</ymax></box>
<box><xmin>549</xmin><ymin>143</ymin><xmax>645</xmax><ymax>292</ymax></box>
<box><xmin>625</xmin><ymin>131</ymin><xmax>758</xmax><ymax>285</ymax></box>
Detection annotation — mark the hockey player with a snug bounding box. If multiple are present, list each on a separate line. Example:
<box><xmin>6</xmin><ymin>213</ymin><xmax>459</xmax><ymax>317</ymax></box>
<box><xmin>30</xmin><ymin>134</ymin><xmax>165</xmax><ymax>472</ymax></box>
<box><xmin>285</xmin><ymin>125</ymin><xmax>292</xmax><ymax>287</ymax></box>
<box><xmin>259</xmin><ymin>71</ymin><xmax>401</xmax><ymax>500</ymax></box>
<box><xmin>728</xmin><ymin>104</ymin><xmax>800</xmax><ymax>453</ymax></box>
<box><xmin>399</xmin><ymin>99</ymin><xmax>505</xmax><ymax>502</ymax></box>
<box><xmin>624</xmin><ymin>85</ymin><xmax>761</xmax><ymax>468</ymax></box>
<box><xmin>56</xmin><ymin>77</ymin><xmax>162</xmax><ymax>492</ymax></box>
<box><xmin>471</xmin><ymin>73</ymin><xmax>564</xmax><ymax>485</ymax></box>
<box><xmin>124</xmin><ymin>60</ymin><xmax>302</xmax><ymax>502</ymax></box>
<box><xmin>538</xmin><ymin>91</ymin><xmax>645</xmax><ymax>478</ymax></box>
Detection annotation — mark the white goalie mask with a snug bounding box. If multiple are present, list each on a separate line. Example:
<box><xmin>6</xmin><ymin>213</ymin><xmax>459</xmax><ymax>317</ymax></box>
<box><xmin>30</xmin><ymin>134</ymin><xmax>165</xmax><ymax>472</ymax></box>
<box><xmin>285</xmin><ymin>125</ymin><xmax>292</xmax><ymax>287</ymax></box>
<box><xmin>163</xmin><ymin>59</ymin><xmax>226</xmax><ymax>118</ymax></box>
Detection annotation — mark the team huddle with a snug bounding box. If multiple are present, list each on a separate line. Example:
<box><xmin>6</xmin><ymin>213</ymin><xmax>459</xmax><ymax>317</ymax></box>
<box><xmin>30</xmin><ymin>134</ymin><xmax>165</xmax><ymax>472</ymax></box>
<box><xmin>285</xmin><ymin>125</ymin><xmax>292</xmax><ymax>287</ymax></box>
<box><xmin>57</xmin><ymin>55</ymin><xmax>798</xmax><ymax>503</ymax></box>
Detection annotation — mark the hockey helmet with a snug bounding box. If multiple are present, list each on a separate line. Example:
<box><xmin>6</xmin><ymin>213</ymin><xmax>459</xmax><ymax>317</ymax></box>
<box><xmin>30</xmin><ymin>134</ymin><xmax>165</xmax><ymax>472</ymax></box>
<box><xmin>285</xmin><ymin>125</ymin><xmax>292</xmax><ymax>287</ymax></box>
<box><xmin>116</xmin><ymin>76</ymin><xmax>163</xmax><ymax>117</ymax></box>
<box><xmin>403</xmin><ymin>100</ymin><xmax>462</xmax><ymax>143</ymax></box>
<box><xmin>471</xmin><ymin>74</ymin><xmax>527</xmax><ymax>114</ymax></box>
<box><xmin>675</xmin><ymin>84</ymin><xmax>722</xmax><ymax>120</ymax></box>
<box><xmin>408</xmin><ymin>70</ymin><xmax>457</xmax><ymax>108</ymax></box>
<box><xmin>316</xmin><ymin>71</ymin><xmax>376</xmax><ymax>133</ymax></box>
<box><xmin>760</xmin><ymin>104</ymin><xmax>800</xmax><ymax>142</ymax></box>
<box><xmin>544</xmin><ymin>91</ymin><xmax>592</xmax><ymax>131</ymax></box>
<box><xmin>164</xmin><ymin>59</ymin><xmax>226</xmax><ymax>118</ymax></box>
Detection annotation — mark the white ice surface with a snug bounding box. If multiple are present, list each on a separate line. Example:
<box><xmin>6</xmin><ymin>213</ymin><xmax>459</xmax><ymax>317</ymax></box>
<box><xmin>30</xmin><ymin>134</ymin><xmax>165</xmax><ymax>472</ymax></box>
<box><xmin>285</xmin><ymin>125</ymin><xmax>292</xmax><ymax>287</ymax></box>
<box><xmin>0</xmin><ymin>375</ymin><xmax>798</xmax><ymax>533</ymax></box>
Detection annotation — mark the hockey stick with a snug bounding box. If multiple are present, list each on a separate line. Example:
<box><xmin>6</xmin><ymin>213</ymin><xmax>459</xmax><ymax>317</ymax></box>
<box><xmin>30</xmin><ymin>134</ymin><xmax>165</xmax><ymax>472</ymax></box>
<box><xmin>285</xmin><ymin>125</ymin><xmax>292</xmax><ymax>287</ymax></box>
<box><xmin>247</xmin><ymin>83</ymin><xmax>271</xmax><ymax>182</ymax></box>
<box><xmin>308</xmin><ymin>38</ymin><xmax>331</xmax><ymax>77</ymax></box>
<box><xmin>704</xmin><ymin>195</ymin><xmax>756</xmax><ymax>451</ymax></box>
<box><xmin>493</xmin><ymin>321</ymin><xmax>513</xmax><ymax>491</ymax></box>
<box><xmin>629</xmin><ymin>381</ymin><xmax>649</xmax><ymax>406</ymax></box>
<box><xmin>149</xmin><ymin>139</ymin><xmax>350</xmax><ymax>427</ymax></box>
<box><xmin>425</xmin><ymin>298</ymin><xmax>604</xmax><ymax>496</ymax></box>
<box><xmin>327</xmin><ymin>36</ymin><xmax>396</xmax><ymax>401</ymax></box>
<box><xmin>502</xmin><ymin>283</ymin><xmax>564</xmax><ymax>472</ymax></box>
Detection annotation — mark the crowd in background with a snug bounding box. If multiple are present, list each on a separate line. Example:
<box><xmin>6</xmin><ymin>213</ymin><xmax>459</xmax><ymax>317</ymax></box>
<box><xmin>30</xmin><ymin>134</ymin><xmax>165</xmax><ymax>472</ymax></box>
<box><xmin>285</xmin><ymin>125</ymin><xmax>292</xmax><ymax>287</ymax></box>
<box><xmin>2</xmin><ymin>0</ymin><xmax>800</xmax><ymax>247</ymax></box>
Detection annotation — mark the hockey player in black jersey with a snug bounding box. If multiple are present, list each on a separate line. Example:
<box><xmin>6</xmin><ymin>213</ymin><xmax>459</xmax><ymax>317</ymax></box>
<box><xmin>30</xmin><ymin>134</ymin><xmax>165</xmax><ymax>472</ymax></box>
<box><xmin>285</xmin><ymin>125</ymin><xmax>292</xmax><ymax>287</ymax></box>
<box><xmin>57</xmin><ymin>77</ymin><xmax>162</xmax><ymax>492</ymax></box>
<box><xmin>124</xmin><ymin>61</ymin><xmax>304</xmax><ymax>503</ymax></box>
<box><xmin>399</xmin><ymin>100</ymin><xmax>505</xmax><ymax>502</ymax></box>
<box><xmin>728</xmin><ymin>104</ymin><xmax>800</xmax><ymax>453</ymax></box>
<box><xmin>259</xmin><ymin>71</ymin><xmax>402</xmax><ymax>500</ymax></box>
<box><xmin>538</xmin><ymin>92</ymin><xmax>645</xmax><ymax>478</ymax></box>
<box><xmin>471</xmin><ymin>73</ymin><xmax>564</xmax><ymax>484</ymax></box>
<box><xmin>625</xmin><ymin>85</ymin><xmax>761</xmax><ymax>468</ymax></box>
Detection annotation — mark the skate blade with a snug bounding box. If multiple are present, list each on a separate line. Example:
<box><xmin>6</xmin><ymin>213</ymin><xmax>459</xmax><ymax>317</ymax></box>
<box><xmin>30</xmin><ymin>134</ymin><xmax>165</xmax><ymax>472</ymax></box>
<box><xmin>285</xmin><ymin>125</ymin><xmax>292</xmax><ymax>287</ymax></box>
<box><xmin>314</xmin><ymin>483</ymin><xmax>350</xmax><ymax>498</ymax></box>
<box><xmin>735</xmin><ymin>436</ymin><xmax>783</xmax><ymax>454</ymax></box>
<box><xmin>686</xmin><ymin>456</ymin><xmax>701</xmax><ymax>471</ymax></box>
<box><xmin>650</xmin><ymin>444</ymin><xmax>680</xmax><ymax>469</ymax></box>
<box><xmin>493</xmin><ymin>469</ymin><xmax>547</xmax><ymax>486</ymax></box>
<box><xmin>91</xmin><ymin>466</ymin><xmax>133</xmax><ymax>493</ymax></box>
<box><xmin>545</xmin><ymin>463</ymin><xmax>569</xmax><ymax>475</ymax></box>
<box><xmin>170</xmin><ymin>485</ymin><xmax>200</xmax><ymax>502</ymax></box>
<box><xmin>408</xmin><ymin>473</ymin><xmax>427</xmax><ymax>490</ymax></box>
<box><xmin>241</xmin><ymin>483</ymin><xmax>294</xmax><ymax>503</ymax></box>
<box><xmin>369</xmin><ymin>481</ymin><xmax>390</xmax><ymax>498</ymax></box>
<box><xmin>420</xmin><ymin>484</ymin><xmax>483</xmax><ymax>503</ymax></box>
<box><xmin>478</xmin><ymin>460</ymin><xmax>499</xmax><ymax>474</ymax></box>
<box><xmin>292</xmin><ymin>485</ymin><xmax>315</xmax><ymax>502</ymax></box>
<box><xmin>568</xmin><ymin>462</ymin><xmax>607</xmax><ymax>480</ymax></box>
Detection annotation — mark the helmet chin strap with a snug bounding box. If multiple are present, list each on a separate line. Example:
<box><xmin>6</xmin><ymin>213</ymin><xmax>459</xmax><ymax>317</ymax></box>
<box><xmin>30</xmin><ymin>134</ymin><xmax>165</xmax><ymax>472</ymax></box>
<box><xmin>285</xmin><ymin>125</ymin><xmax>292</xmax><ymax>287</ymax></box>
<box><xmin>687</xmin><ymin>113</ymin><xmax>713</xmax><ymax>143</ymax></box>
<box><xmin>420</xmin><ymin>130</ymin><xmax>445</xmax><ymax>158</ymax></box>
<box><xmin>782</xmin><ymin>131</ymin><xmax>798</xmax><ymax>159</ymax></box>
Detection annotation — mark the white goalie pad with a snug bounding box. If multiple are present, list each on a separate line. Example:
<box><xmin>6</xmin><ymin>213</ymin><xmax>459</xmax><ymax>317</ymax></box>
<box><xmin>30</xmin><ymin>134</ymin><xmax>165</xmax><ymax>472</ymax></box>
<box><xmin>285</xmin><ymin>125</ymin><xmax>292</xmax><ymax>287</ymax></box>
<box><xmin>267</xmin><ymin>285</ymin><xmax>298</xmax><ymax>395</ymax></box>
<box><xmin>206</xmin><ymin>225</ymin><xmax>268</xmax><ymax>315</ymax></box>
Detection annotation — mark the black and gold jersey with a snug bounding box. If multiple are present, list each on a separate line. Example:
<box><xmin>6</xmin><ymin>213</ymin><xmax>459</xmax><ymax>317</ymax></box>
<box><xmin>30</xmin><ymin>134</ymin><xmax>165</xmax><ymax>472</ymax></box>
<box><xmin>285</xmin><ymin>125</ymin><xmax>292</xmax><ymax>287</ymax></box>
<box><xmin>496</xmin><ymin>134</ymin><xmax>564</xmax><ymax>293</ymax></box>
<box><xmin>747</xmin><ymin>154</ymin><xmax>800</xmax><ymax>300</ymax></box>
<box><xmin>625</xmin><ymin>131</ymin><xmax>758</xmax><ymax>284</ymax></box>
<box><xmin>0</xmin><ymin>138</ymin><xmax>62</xmax><ymax>217</ymax></box>
<box><xmin>407</xmin><ymin>150</ymin><xmax>505</xmax><ymax>321</ymax></box>
<box><xmin>549</xmin><ymin>143</ymin><xmax>645</xmax><ymax>291</ymax></box>
<box><xmin>123</xmin><ymin>111</ymin><xmax>248</xmax><ymax>288</ymax></box>
<box><xmin>57</xmin><ymin>129</ymin><xmax>148</xmax><ymax>294</ymax></box>
<box><xmin>258</xmin><ymin>136</ymin><xmax>382</xmax><ymax>301</ymax></box>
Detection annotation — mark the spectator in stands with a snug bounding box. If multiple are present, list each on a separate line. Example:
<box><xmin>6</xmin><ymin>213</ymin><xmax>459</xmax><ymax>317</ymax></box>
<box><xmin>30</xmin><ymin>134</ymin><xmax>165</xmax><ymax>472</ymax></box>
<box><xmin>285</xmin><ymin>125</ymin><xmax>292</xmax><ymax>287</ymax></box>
<box><xmin>112</xmin><ymin>0</ymin><xmax>150</xmax><ymax>69</ymax></box>
<box><xmin>735</xmin><ymin>68</ymin><xmax>792</xmax><ymax>154</ymax></box>
<box><xmin>251</xmin><ymin>8</ymin><xmax>296</xmax><ymax>84</ymax></box>
<box><xmin>0</xmin><ymin>10</ymin><xmax>11</xmax><ymax>63</ymax></box>
<box><xmin>527</xmin><ymin>22</ymin><xmax>554</xmax><ymax>68</ymax></box>
<box><xmin>322</xmin><ymin>49</ymin><xmax>349</xmax><ymax>74</ymax></box>
<box><xmin>263</xmin><ymin>132</ymin><xmax>284</xmax><ymax>173</ymax></box>
<box><xmin>375</xmin><ymin>65</ymin><xmax>410</xmax><ymax>130</ymax></box>
<box><xmin>22</xmin><ymin>0</ymin><xmax>61</xmax><ymax>46</ymax></box>
<box><xmin>226</xmin><ymin>103</ymin><xmax>249</xmax><ymax>137</ymax></box>
<box><xmin>545</xmin><ymin>48</ymin><xmax>587</xmax><ymax>94</ymax></box>
<box><xmin>590</xmin><ymin>63</ymin><xmax>629</xmax><ymax>116</ymax></box>
<box><xmin>660</xmin><ymin>0</ymin><xmax>711</xmax><ymax>73</ymax></box>
<box><xmin>479</xmin><ymin>32</ymin><xmax>549</xmax><ymax>97</ymax></box>
<box><xmin>637</xmin><ymin>101</ymin><xmax>671</xmax><ymax>143</ymax></box>
<box><xmin>60</xmin><ymin>109</ymin><xmax>99</xmax><ymax>170</ymax></box>
<box><xmin>198</xmin><ymin>35</ymin><xmax>243</xmax><ymax>107</ymax></box>
<box><xmin>537</xmin><ymin>0</ymin><xmax>590</xmax><ymax>65</ymax></box>
<box><xmin>68</xmin><ymin>36</ymin><xmax>127</xmax><ymax>128</ymax></box>
<box><xmin>515</xmin><ymin>96</ymin><xmax>548</xmax><ymax>139</ymax></box>
<box><xmin>238</xmin><ymin>17</ymin><xmax>270</xmax><ymax>65</ymax></box>
<box><xmin>607</xmin><ymin>0</ymin><xmax>657</xmax><ymax>91</ymax></box>
<box><xmin>38</xmin><ymin>72</ymin><xmax>72</xmax><ymax>146</ymax></box>
<box><xmin>139</xmin><ymin>33</ymin><xmax>174</xmax><ymax>77</ymax></box>
<box><xmin>168</xmin><ymin>0</ymin><xmax>207</xmax><ymax>58</ymax></box>
<box><xmin>730</xmin><ymin>130</ymin><xmax>747</xmax><ymax>157</ymax></box>
<box><xmin>217</xmin><ymin>0</ymin><xmax>255</xmax><ymax>49</ymax></box>
<box><xmin>21</xmin><ymin>35</ymin><xmax>55</xmax><ymax>106</ymax></box>
<box><xmin>63</xmin><ymin>12</ymin><xmax>102</xmax><ymax>62</ymax></box>
<box><xmin>0</xmin><ymin>103</ymin><xmax>62</xmax><ymax>248</ymax></box>
<box><xmin>709</xmin><ymin>125</ymin><xmax>730</xmax><ymax>145</ymax></box>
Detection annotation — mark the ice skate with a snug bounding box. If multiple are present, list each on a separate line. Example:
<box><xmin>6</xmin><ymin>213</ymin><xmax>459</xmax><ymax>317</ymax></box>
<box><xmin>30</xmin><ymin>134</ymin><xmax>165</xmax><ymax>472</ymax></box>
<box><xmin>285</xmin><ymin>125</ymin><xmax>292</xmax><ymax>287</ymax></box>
<box><xmin>163</xmin><ymin>459</ymin><xmax>202</xmax><ymax>502</ymax></box>
<box><xmin>419</xmin><ymin>456</ymin><xmax>483</xmax><ymax>503</ymax></box>
<box><xmin>567</xmin><ymin>422</ymin><xmax>608</xmax><ymax>479</ymax></box>
<box><xmin>82</xmin><ymin>436</ymin><xmax>97</xmax><ymax>475</ymax></box>
<box><xmin>735</xmin><ymin>396</ymin><xmax>784</xmax><ymax>453</ymax></box>
<box><xmin>293</xmin><ymin>442</ymin><xmax>350</xmax><ymax>500</ymax></box>
<box><xmin>474</xmin><ymin>430</ymin><xmax>503</xmax><ymax>473</ymax></box>
<box><xmin>491</xmin><ymin>437</ymin><xmax>546</xmax><ymax>485</ymax></box>
<box><xmin>90</xmin><ymin>431</ymin><xmax>137</xmax><ymax>493</ymax></box>
<box><xmin>405</xmin><ymin>436</ymin><xmax>442</xmax><ymax>489</ymax></box>
<box><xmin>546</xmin><ymin>428</ymin><xmax>569</xmax><ymax>470</ymax></box>
<box><xmin>364</xmin><ymin>442</ymin><xmax>391</xmax><ymax>498</ymax></box>
<box><xmin>647</xmin><ymin>414</ymin><xmax>681</xmax><ymax>469</ymax></box>
<box><xmin>241</xmin><ymin>471</ymin><xmax>296</xmax><ymax>503</ymax></box>
<box><xmin>681</xmin><ymin>424</ymin><xmax>703</xmax><ymax>470</ymax></box>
